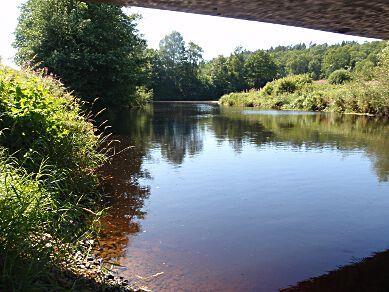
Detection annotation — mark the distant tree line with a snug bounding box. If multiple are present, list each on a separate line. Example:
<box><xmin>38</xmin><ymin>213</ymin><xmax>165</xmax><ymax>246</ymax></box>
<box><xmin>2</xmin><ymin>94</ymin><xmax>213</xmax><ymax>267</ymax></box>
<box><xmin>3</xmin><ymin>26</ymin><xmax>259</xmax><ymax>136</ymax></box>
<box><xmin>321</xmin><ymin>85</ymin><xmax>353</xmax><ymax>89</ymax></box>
<box><xmin>149</xmin><ymin>32</ymin><xmax>386</xmax><ymax>100</ymax></box>
<box><xmin>13</xmin><ymin>0</ymin><xmax>387</xmax><ymax>105</ymax></box>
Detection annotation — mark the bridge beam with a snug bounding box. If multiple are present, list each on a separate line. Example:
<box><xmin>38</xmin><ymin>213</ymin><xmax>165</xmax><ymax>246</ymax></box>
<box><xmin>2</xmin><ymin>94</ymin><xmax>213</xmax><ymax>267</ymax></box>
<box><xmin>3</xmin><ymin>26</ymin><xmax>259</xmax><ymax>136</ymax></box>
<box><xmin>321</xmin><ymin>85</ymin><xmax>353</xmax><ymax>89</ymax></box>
<box><xmin>92</xmin><ymin>0</ymin><xmax>388</xmax><ymax>39</ymax></box>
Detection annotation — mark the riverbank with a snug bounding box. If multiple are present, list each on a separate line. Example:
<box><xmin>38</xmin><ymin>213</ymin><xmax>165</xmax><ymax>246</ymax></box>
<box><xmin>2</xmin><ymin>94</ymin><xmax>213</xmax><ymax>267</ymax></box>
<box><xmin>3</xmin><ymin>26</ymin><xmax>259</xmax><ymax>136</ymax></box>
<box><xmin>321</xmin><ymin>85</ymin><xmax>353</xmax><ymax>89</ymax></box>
<box><xmin>0</xmin><ymin>66</ymin><xmax>144</xmax><ymax>290</ymax></box>
<box><xmin>153</xmin><ymin>100</ymin><xmax>219</xmax><ymax>104</ymax></box>
<box><xmin>219</xmin><ymin>44</ymin><xmax>389</xmax><ymax>117</ymax></box>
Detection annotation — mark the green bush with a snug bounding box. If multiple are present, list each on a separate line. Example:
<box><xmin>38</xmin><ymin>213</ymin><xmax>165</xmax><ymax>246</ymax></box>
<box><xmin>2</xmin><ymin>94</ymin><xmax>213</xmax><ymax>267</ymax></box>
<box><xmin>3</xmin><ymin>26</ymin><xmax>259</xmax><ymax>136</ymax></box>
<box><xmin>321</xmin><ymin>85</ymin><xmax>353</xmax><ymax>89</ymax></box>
<box><xmin>0</xmin><ymin>66</ymin><xmax>105</xmax><ymax>195</ymax></box>
<box><xmin>276</xmin><ymin>79</ymin><xmax>297</xmax><ymax>94</ymax></box>
<box><xmin>0</xmin><ymin>66</ymin><xmax>106</xmax><ymax>289</ymax></box>
<box><xmin>219</xmin><ymin>90</ymin><xmax>258</xmax><ymax>107</ymax></box>
<box><xmin>261</xmin><ymin>82</ymin><xmax>274</xmax><ymax>95</ymax></box>
<box><xmin>328</xmin><ymin>69</ymin><xmax>353</xmax><ymax>85</ymax></box>
<box><xmin>130</xmin><ymin>86</ymin><xmax>153</xmax><ymax>107</ymax></box>
<box><xmin>261</xmin><ymin>74</ymin><xmax>313</xmax><ymax>95</ymax></box>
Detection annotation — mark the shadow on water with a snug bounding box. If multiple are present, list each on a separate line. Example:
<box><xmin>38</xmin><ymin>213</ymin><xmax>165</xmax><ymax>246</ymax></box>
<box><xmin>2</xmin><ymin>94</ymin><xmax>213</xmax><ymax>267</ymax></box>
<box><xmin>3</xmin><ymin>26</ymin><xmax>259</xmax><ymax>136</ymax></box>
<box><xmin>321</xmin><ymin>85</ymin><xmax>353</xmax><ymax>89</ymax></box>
<box><xmin>96</xmin><ymin>103</ymin><xmax>389</xmax><ymax>290</ymax></box>
<box><xmin>282</xmin><ymin>249</ymin><xmax>389</xmax><ymax>291</ymax></box>
<box><xmin>96</xmin><ymin>136</ymin><xmax>150</xmax><ymax>262</ymax></box>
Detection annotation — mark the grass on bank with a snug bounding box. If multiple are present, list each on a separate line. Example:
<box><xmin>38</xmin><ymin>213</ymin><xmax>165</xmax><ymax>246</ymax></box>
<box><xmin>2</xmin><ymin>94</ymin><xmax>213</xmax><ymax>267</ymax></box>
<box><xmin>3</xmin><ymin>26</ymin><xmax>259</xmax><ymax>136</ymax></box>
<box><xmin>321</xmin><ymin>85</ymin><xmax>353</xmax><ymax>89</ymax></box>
<box><xmin>220</xmin><ymin>44</ymin><xmax>389</xmax><ymax>117</ymax></box>
<box><xmin>0</xmin><ymin>65</ymin><xmax>107</xmax><ymax>290</ymax></box>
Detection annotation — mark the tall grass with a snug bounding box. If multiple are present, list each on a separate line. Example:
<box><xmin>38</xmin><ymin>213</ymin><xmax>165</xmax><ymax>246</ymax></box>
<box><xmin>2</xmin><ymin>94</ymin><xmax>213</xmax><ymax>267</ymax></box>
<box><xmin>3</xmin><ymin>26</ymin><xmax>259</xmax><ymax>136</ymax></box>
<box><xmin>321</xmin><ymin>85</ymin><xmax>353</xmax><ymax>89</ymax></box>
<box><xmin>0</xmin><ymin>65</ymin><xmax>106</xmax><ymax>289</ymax></box>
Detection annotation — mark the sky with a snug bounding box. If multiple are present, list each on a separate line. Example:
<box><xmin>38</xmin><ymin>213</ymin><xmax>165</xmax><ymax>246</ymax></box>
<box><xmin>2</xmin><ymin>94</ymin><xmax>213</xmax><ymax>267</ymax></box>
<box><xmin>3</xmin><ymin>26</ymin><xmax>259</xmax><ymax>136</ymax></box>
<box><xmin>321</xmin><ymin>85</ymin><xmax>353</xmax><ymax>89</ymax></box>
<box><xmin>0</xmin><ymin>1</ymin><xmax>377</xmax><ymax>67</ymax></box>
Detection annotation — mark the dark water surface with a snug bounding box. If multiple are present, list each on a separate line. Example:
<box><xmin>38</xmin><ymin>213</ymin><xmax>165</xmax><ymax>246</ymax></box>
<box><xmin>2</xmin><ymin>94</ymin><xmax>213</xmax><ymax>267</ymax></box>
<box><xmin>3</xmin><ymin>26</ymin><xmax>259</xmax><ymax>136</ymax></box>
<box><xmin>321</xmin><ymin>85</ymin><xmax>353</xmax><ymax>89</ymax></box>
<box><xmin>97</xmin><ymin>103</ymin><xmax>389</xmax><ymax>291</ymax></box>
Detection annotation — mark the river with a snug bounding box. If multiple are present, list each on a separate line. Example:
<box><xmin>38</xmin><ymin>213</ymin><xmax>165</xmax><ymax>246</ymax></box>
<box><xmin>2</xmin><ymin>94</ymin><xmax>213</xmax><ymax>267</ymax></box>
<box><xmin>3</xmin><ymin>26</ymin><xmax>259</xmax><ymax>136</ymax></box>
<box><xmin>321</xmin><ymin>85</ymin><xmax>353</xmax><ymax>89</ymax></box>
<box><xmin>97</xmin><ymin>103</ymin><xmax>389</xmax><ymax>291</ymax></box>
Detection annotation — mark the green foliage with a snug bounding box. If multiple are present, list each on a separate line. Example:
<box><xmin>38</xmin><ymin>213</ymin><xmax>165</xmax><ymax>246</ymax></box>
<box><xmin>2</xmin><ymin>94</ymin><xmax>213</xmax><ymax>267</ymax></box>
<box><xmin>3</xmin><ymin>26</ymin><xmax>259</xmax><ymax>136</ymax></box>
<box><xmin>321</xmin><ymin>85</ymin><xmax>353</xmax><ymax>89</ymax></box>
<box><xmin>13</xmin><ymin>0</ymin><xmax>387</xmax><ymax>105</ymax></box>
<box><xmin>328</xmin><ymin>69</ymin><xmax>353</xmax><ymax>84</ymax></box>
<box><xmin>285</xmin><ymin>51</ymin><xmax>310</xmax><ymax>75</ymax></box>
<box><xmin>220</xmin><ymin>43</ymin><xmax>389</xmax><ymax>116</ymax></box>
<box><xmin>0</xmin><ymin>155</ymin><xmax>53</xmax><ymax>253</ymax></box>
<box><xmin>180</xmin><ymin>40</ymin><xmax>385</xmax><ymax>101</ymax></box>
<box><xmin>0</xmin><ymin>154</ymin><xmax>98</xmax><ymax>290</ymax></box>
<box><xmin>354</xmin><ymin>60</ymin><xmax>376</xmax><ymax>80</ymax></box>
<box><xmin>149</xmin><ymin>31</ymin><xmax>206</xmax><ymax>100</ymax></box>
<box><xmin>14</xmin><ymin>0</ymin><xmax>149</xmax><ymax>107</ymax></box>
<box><xmin>274</xmin><ymin>74</ymin><xmax>312</xmax><ymax>94</ymax></box>
<box><xmin>219</xmin><ymin>90</ymin><xmax>259</xmax><ymax>107</ymax></box>
<box><xmin>261</xmin><ymin>74</ymin><xmax>312</xmax><ymax>96</ymax></box>
<box><xmin>322</xmin><ymin>46</ymin><xmax>351</xmax><ymax>76</ymax></box>
<box><xmin>0</xmin><ymin>155</ymin><xmax>54</xmax><ymax>290</ymax></box>
<box><xmin>0</xmin><ymin>66</ymin><xmax>105</xmax><ymax>194</ymax></box>
<box><xmin>245</xmin><ymin>50</ymin><xmax>277</xmax><ymax>88</ymax></box>
<box><xmin>150</xmin><ymin>35</ymin><xmax>280</xmax><ymax>101</ymax></box>
<box><xmin>271</xmin><ymin>41</ymin><xmax>385</xmax><ymax>80</ymax></box>
<box><xmin>0</xmin><ymin>66</ymin><xmax>106</xmax><ymax>289</ymax></box>
<box><xmin>130</xmin><ymin>86</ymin><xmax>153</xmax><ymax>107</ymax></box>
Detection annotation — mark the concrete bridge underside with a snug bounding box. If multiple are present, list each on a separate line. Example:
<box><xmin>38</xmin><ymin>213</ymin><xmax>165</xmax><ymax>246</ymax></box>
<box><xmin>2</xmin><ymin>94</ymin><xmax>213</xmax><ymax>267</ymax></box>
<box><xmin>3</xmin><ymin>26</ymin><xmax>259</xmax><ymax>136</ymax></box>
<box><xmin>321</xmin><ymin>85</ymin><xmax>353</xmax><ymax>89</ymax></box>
<box><xmin>93</xmin><ymin>0</ymin><xmax>388</xmax><ymax>39</ymax></box>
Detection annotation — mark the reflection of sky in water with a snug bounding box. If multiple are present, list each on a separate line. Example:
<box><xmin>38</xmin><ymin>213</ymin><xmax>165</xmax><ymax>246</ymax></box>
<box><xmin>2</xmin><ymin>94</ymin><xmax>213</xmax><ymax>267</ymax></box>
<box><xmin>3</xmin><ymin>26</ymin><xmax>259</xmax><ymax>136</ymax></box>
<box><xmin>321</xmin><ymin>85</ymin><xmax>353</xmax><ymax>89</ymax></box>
<box><xmin>98</xmin><ymin>104</ymin><xmax>389</xmax><ymax>291</ymax></box>
<box><xmin>242</xmin><ymin>109</ymin><xmax>318</xmax><ymax>115</ymax></box>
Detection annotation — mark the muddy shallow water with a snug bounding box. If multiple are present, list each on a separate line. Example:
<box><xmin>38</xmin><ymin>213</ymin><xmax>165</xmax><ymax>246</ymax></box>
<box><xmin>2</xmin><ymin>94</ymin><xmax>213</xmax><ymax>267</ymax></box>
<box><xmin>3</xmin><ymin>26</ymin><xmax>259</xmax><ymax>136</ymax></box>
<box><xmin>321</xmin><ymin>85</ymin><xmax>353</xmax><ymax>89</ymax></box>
<box><xmin>97</xmin><ymin>103</ymin><xmax>389</xmax><ymax>291</ymax></box>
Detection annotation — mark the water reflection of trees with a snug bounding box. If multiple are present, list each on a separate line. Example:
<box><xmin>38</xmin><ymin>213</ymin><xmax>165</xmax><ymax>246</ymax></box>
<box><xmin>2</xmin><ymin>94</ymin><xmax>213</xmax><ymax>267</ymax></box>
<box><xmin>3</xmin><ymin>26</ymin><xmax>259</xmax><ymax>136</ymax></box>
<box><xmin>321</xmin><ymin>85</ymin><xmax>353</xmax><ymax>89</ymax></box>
<box><xmin>104</xmin><ymin>103</ymin><xmax>388</xmax><ymax>184</ymax></box>
<box><xmin>211</xmin><ymin>114</ymin><xmax>274</xmax><ymax>152</ymax></box>
<box><xmin>97</xmin><ymin>136</ymin><xmax>150</xmax><ymax>261</ymax></box>
<box><xmin>215</xmin><ymin>108</ymin><xmax>389</xmax><ymax>181</ymax></box>
<box><xmin>96</xmin><ymin>104</ymin><xmax>388</xmax><ymax>267</ymax></box>
<box><xmin>104</xmin><ymin>104</ymin><xmax>216</xmax><ymax>165</ymax></box>
<box><xmin>152</xmin><ymin>104</ymin><xmax>211</xmax><ymax>164</ymax></box>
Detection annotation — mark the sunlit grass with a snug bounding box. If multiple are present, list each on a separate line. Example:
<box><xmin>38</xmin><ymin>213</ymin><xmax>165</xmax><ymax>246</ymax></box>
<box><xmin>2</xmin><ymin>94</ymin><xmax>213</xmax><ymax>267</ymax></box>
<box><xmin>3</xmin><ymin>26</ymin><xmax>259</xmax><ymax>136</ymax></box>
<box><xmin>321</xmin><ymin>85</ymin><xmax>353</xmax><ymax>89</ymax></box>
<box><xmin>0</xmin><ymin>65</ymin><xmax>106</xmax><ymax>289</ymax></box>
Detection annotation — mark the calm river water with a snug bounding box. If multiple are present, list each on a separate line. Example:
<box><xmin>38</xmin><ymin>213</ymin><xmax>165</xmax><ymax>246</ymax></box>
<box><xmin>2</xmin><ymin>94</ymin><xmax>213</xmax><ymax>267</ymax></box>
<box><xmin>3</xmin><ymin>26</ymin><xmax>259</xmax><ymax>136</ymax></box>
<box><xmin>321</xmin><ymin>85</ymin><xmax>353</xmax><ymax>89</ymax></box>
<box><xmin>97</xmin><ymin>103</ymin><xmax>389</xmax><ymax>291</ymax></box>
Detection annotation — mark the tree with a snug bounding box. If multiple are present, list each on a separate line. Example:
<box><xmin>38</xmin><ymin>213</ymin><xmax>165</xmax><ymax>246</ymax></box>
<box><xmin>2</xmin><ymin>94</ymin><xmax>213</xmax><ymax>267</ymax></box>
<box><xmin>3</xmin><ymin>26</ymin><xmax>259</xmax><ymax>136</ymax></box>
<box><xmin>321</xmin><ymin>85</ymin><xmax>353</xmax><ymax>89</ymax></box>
<box><xmin>308</xmin><ymin>58</ymin><xmax>322</xmax><ymax>80</ymax></box>
<box><xmin>205</xmin><ymin>55</ymin><xmax>232</xmax><ymax>96</ymax></box>
<box><xmin>245</xmin><ymin>50</ymin><xmax>277</xmax><ymax>88</ymax></box>
<box><xmin>159</xmin><ymin>31</ymin><xmax>187</xmax><ymax>67</ymax></box>
<box><xmin>285</xmin><ymin>51</ymin><xmax>309</xmax><ymax>75</ymax></box>
<box><xmin>227</xmin><ymin>47</ymin><xmax>248</xmax><ymax>92</ymax></box>
<box><xmin>187</xmin><ymin>42</ymin><xmax>204</xmax><ymax>69</ymax></box>
<box><xmin>322</xmin><ymin>46</ymin><xmax>351</xmax><ymax>77</ymax></box>
<box><xmin>14</xmin><ymin>0</ymin><xmax>148</xmax><ymax>107</ymax></box>
<box><xmin>150</xmin><ymin>32</ymin><xmax>207</xmax><ymax>100</ymax></box>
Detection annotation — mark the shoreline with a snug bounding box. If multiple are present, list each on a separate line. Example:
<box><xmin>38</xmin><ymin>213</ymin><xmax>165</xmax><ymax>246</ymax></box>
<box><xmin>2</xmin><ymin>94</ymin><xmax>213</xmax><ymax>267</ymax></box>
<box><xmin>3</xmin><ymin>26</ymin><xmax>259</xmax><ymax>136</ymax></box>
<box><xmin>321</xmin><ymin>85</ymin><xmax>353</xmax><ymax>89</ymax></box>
<box><xmin>152</xmin><ymin>101</ymin><xmax>380</xmax><ymax>117</ymax></box>
<box><xmin>152</xmin><ymin>100</ymin><xmax>219</xmax><ymax>104</ymax></box>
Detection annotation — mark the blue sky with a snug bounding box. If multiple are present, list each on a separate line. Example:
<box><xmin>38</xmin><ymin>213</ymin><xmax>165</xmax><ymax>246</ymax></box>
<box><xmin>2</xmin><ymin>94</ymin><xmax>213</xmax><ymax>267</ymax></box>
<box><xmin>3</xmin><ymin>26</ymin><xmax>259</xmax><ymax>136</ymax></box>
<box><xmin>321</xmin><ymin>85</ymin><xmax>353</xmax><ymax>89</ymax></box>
<box><xmin>0</xmin><ymin>1</ymin><xmax>377</xmax><ymax>67</ymax></box>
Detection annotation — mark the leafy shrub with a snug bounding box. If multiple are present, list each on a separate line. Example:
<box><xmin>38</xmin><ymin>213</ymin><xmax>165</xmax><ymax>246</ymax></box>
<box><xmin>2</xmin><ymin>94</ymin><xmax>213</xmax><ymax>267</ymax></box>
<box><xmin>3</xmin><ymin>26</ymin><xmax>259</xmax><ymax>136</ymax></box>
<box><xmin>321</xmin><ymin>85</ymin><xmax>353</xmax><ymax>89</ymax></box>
<box><xmin>219</xmin><ymin>91</ymin><xmax>259</xmax><ymax>107</ymax></box>
<box><xmin>0</xmin><ymin>66</ymin><xmax>105</xmax><ymax>195</ymax></box>
<box><xmin>261</xmin><ymin>82</ymin><xmax>274</xmax><ymax>95</ymax></box>
<box><xmin>276</xmin><ymin>79</ymin><xmax>297</xmax><ymax>94</ymax></box>
<box><xmin>130</xmin><ymin>86</ymin><xmax>153</xmax><ymax>107</ymax></box>
<box><xmin>328</xmin><ymin>69</ymin><xmax>353</xmax><ymax>85</ymax></box>
<box><xmin>261</xmin><ymin>74</ymin><xmax>313</xmax><ymax>95</ymax></box>
<box><xmin>0</xmin><ymin>66</ymin><xmax>106</xmax><ymax>289</ymax></box>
